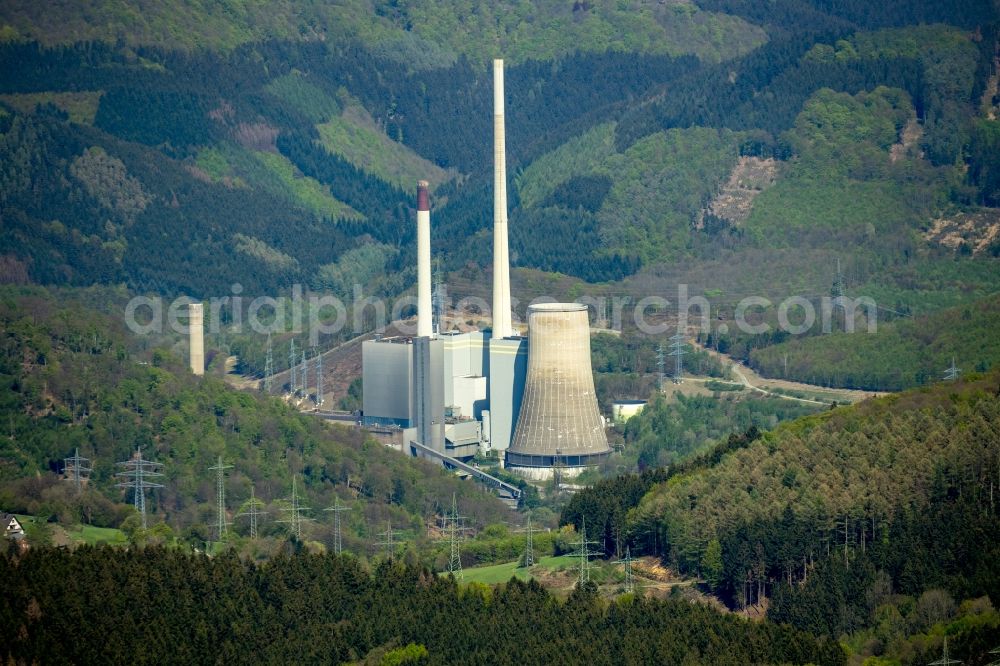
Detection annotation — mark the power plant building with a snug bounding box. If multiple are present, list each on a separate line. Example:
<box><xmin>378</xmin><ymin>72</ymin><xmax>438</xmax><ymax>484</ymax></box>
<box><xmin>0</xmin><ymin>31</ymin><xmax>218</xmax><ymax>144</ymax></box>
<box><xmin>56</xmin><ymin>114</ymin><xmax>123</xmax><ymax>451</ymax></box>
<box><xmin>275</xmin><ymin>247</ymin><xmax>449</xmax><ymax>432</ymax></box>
<box><xmin>441</xmin><ymin>331</ymin><xmax>488</xmax><ymax>420</ymax></box>
<box><xmin>612</xmin><ymin>400</ymin><xmax>647</xmax><ymax>423</ymax></box>
<box><xmin>486</xmin><ymin>336</ymin><xmax>527</xmax><ymax>453</ymax></box>
<box><xmin>362</xmin><ymin>329</ymin><xmax>526</xmax><ymax>457</ymax></box>
<box><xmin>412</xmin><ymin>336</ymin><xmax>445</xmax><ymax>455</ymax></box>
<box><xmin>360</xmin><ymin>59</ymin><xmax>608</xmax><ymax>478</ymax></box>
<box><xmin>362</xmin><ymin>337</ymin><xmax>414</xmax><ymax>427</ymax></box>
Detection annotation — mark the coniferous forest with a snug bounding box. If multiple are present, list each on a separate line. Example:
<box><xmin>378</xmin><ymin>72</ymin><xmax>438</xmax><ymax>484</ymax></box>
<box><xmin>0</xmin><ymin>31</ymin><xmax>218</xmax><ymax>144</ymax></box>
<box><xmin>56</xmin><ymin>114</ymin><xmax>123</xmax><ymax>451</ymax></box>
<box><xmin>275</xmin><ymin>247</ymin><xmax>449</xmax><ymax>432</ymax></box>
<box><xmin>0</xmin><ymin>547</ymin><xmax>845</xmax><ymax>665</ymax></box>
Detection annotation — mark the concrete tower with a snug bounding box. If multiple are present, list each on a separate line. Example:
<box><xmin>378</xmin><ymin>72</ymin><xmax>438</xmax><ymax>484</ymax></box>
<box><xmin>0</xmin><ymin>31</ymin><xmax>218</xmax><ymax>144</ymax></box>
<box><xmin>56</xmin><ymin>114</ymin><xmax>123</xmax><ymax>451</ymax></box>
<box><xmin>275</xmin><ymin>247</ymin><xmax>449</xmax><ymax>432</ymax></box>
<box><xmin>189</xmin><ymin>302</ymin><xmax>204</xmax><ymax>376</ymax></box>
<box><xmin>492</xmin><ymin>58</ymin><xmax>513</xmax><ymax>339</ymax></box>
<box><xmin>506</xmin><ymin>303</ymin><xmax>610</xmax><ymax>479</ymax></box>
<box><xmin>417</xmin><ymin>180</ymin><xmax>433</xmax><ymax>338</ymax></box>
<box><xmin>412</xmin><ymin>179</ymin><xmax>445</xmax><ymax>457</ymax></box>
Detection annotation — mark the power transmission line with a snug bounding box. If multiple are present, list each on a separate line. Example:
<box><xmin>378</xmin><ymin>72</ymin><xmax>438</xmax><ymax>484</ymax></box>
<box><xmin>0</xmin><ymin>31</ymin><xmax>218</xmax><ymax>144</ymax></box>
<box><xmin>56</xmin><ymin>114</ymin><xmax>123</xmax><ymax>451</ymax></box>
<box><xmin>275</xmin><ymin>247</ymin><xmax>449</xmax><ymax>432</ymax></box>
<box><xmin>314</xmin><ymin>348</ymin><xmax>324</xmax><ymax>407</ymax></box>
<box><xmin>514</xmin><ymin>514</ymin><xmax>536</xmax><ymax>568</ymax></box>
<box><xmin>278</xmin><ymin>475</ymin><xmax>311</xmax><ymax>539</ymax></box>
<box><xmin>263</xmin><ymin>333</ymin><xmax>274</xmax><ymax>394</ymax></box>
<box><xmin>324</xmin><ymin>496</ymin><xmax>351</xmax><ymax>555</ymax></box>
<box><xmin>289</xmin><ymin>339</ymin><xmax>297</xmax><ymax>396</ymax></box>
<box><xmin>831</xmin><ymin>258</ymin><xmax>845</xmax><ymax>332</ymax></box>
<box><xmin>433</xmin><ymin>258</ymin><xmax>446</xmax><ymax>335</ymax></box>
<box><xmin>375</xmin><ymin>521</ymin><xmax>398</xmax><ymax>561</ymax></box>
<box><xmin>944</xmin><ymin>356</ymin><xmax>961</xmax><ymax>381</ymax></box>
<box><xmin>64</xmin><ymin>448</ymin><xmax>91</xmax><ymax>495</ymax></box>
<box><xmin>656</xmin><ymin>343</ymin><xmax>666</xmax><ymax>390</ymax></box>
<box><xmin>668</xmin><ymin>332</ymin><xmax>687</xmax><ymax>384</ymax></box>
<box><xmin>570</xmin><ymin>517</ymin><xmax>601</xmax><ymax>586</ymax></box>
<box><xmin>612</xmin><ymin>545</ymin><xmax>635</xmax><ymax>594</ymax></box>
<box><xmin>831</xmin><ymin>258</ymin><xmax>846</xmax><ymax>300</ymax></box>
<box><xmin>927</xmin><ymin>636</ymin><xmax>961</xmax><ymax>665</ymax></box>
<box><xmin>439</xmin><ymin>493</ymin><xmax>467</xmax><ymax>579</ymax></box>
<box><xmin>208</xmin><ymin>455</ymin><xmax>233</xmax><ymax>541</ymax></box>
<box><xmin>115</xmin><ymin>446</ymin><xmax>164</xmax><ymax>529</ymax></box>
<box><xmin>236</xmin><ymin>486</ymin><xmax>267</xmax><ymax>539</ymax></box>
<box><xmin>300</xmin><ymin>349</ymin><xmax>308</xmax><ymax>398</ymax></box>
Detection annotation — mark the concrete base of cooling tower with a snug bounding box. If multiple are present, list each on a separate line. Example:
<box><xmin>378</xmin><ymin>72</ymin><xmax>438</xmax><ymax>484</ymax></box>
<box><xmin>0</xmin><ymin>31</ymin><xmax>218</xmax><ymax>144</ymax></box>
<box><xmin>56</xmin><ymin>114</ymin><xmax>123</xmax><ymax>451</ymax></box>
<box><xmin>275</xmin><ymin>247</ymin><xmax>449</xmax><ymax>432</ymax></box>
<box><xmin>504</xmin><ymin>451</ymin><xmax>610</xmax><ymax>480</ymax></box>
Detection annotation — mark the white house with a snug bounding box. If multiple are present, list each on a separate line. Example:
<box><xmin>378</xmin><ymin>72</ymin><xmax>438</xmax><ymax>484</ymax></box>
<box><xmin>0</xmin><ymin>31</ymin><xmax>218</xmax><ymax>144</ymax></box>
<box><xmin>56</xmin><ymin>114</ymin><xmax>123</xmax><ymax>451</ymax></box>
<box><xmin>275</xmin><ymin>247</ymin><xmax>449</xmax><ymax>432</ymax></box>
<box><xmin>1</xmin><ymin>513</ymin><xmax>25</xmax><ymax>538</ymax></box>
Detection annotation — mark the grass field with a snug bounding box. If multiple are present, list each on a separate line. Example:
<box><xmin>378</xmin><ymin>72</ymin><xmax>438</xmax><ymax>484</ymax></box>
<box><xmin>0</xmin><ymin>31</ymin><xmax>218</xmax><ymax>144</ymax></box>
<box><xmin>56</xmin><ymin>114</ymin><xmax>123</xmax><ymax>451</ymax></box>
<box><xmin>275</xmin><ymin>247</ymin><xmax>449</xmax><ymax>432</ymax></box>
<box><xmin>456</xmin><ymin>555</ymin><xmax>581</xmax><ymax>585</ymax></box>
<box><xmin>66</xmin><ymin>524</ymin><xmax>128</xmax><ymax>546</ymax></box>
<box><xmin>14</xmin><ymin>515</ymin><xmax>128</xmax><ymax>547</ymax></box>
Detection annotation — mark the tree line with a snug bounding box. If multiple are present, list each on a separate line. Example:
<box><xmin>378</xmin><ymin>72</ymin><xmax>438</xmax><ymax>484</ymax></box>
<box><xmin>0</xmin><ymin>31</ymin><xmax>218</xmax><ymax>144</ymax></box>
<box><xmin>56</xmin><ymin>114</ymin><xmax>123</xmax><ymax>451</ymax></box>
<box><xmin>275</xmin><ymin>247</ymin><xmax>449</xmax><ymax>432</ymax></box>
<box><xmin>0</xmin><ymin>546</ymin><xmax>846</xmax><ymax>665</ymax></box>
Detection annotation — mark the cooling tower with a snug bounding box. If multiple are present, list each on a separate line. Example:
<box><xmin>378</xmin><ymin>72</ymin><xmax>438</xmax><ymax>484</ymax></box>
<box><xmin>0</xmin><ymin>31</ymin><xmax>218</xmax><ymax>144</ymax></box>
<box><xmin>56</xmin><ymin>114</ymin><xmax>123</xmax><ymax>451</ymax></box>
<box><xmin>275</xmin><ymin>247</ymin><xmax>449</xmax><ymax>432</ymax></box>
<box><xmin>506</xmin><ymin>303</ymin><xmax>610</xmax><ymax>479</ymax></box>
<box><xmin>189</xmin><ymin>302</ymin><xmax>204</xmax><ymax>376</ymax></box>
<box><xmin>416</xmin><ymin>180</ymin><xmax>432</xmax><ymax>338</ymax></box>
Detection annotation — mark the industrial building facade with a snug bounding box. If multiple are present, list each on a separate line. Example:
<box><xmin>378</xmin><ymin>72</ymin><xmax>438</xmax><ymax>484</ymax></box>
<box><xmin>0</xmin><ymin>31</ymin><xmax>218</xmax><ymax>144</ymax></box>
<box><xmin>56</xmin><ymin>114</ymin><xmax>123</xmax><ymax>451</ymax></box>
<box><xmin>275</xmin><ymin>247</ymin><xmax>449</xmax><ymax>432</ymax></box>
<box><xmin>360</xmin><ymin>330</ymin><xmax>528</xmax><ymax>458</ymax></box>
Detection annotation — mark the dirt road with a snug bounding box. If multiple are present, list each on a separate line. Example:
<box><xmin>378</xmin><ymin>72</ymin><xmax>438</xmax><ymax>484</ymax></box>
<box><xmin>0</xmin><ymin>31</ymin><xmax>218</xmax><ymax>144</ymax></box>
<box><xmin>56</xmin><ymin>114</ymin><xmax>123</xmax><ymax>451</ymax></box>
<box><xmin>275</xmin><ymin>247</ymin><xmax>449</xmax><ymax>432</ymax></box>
<box><xmin>692</xmin><ymin>341</ymin><xmax>885</xmax><ymax>405</ymax></box>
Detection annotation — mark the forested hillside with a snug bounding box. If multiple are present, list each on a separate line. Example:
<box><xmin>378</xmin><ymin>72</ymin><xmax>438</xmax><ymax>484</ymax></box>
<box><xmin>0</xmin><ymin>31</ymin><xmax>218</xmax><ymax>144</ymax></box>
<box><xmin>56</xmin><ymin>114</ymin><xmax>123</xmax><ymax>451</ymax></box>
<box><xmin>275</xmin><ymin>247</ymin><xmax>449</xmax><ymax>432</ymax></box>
<box><xmin>747</xmin><ymin>292</ymin><xmax>1000</xmax><ymax>390</ymax></box>
<box><xmin>0</xmin><ymin>548</ymin><xmax>845</xmax><ymax>665</ymax></box>
<box><xmin>619</xmin><ymin>392</ymin><xmax>819</xmax><ymax>470</ymax></box>
<box><xmin>0</xmin><ymin>0</ymin><xmax>766</xmax><ymax>64</ymax></box>
<box><xmin>564</xmin><ymin>370</ymin><xmax>1000</xmax><ymax>639</ymax></box>
<box><xmin>0</xmin><ymin>287</ymin><xmax>509</xmax><ymax>548</ymax></box>
<box><xmin>0</xmin><ymin>2</ymin><xmax>997</xmax><ymax>302</ymax></box>
<box><xmin>629</xmin><ymin>371</ymin><xmax>1000</xmax><ymax>593</ymax></box>
<box><xmin>0</xmin><ymin>39</ymin><xmax>708</xmax><ymax>293</ymax></box>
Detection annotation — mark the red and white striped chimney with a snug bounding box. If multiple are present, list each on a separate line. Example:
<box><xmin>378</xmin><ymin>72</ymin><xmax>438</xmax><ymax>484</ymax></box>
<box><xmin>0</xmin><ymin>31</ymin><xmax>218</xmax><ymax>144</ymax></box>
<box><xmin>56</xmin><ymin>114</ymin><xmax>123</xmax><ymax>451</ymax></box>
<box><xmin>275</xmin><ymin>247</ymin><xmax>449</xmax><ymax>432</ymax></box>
<box><xmin>417</xmin><ymin>180</ymin><xmax>433</xmax><ymax>338</ymax></box>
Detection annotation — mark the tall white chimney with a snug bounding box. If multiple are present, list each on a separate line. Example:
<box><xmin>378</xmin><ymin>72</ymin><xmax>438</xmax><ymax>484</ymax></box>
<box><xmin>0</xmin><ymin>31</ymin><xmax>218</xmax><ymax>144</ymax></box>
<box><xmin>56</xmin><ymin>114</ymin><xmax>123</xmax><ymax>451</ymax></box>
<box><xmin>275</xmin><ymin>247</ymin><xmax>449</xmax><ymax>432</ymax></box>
<box><xmin>189</xmin><ymin>302</ymin><xmax>204</xmax><ymax>376</ymax></box>
<box><xmin>417</xmin><ymin>180</ymin><xmax>433</xmax><ymax>338</ymax></box>
<box><xmin>492</xmin><ymin>58</ymin><xmax>514</xmax><ymax>339</ymax></box>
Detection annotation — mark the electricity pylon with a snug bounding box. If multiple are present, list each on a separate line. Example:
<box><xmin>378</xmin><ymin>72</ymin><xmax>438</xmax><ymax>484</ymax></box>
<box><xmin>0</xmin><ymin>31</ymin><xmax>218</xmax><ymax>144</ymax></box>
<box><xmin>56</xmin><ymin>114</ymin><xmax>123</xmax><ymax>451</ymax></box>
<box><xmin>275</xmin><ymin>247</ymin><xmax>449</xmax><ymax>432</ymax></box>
<box><xmin>324</xmin><ymin>496</ymin><xmax>351</xmax><ymax>555</ymax></box>
<box><xmin>64</xmin><ymin>448</ymin><xmax>91</xmax><ymax>495</ymax></box>
<box><xmin>314</xmin><ymin>348</ymin><xmax>324</xmax><ymax>407</ymax></box>
<box><xmin>571</xmin><ymin>517</ymin><xmax>601</xmax><ymax>586</ymax></box>
<box><xmin>668</xmin><ymin>332</ymin><xmax>687</xmax><ymax>383</ymax></box>
<box><xmin>278</xmin><ymin>475</ymin><xmax>311</xmax><ymax>539</ymax></box>
<box><xmin>263</xmin><ymin>333</ymin><xmax>274</xmax><ymax>394</ymax></box>
<box><xmin>115</xmin><ymin>446</ymin><xmax>164</xmax><ymax>529</ymax></box>
<box><xmin>656</xmin><ymin>343</ymin><xmax>666</xmax><ymax>390</ymax></box>
<box><xmin>433</xmin><ymin>259</ymin><xmax>446</xmax><ymax>335</ymax></box>
<box><xmin>300</xmin><ymin>350</ymin><xmax>308</xmax><ymax>399</ymax></box>
<box><xmin>830</xmin><ymin>258</ymin><xmax>848</xmax><ymax>332</ymax></box>
<box><xmin>613</xmin><ymin>546</ymin><xmax>635</xmax><ymax>594</ymax></box>
<box><xmin>927</xmin><ymin>636</ymin><xmax>961</xmax><ymax>665</ymax></box>
<box><xmin>264</xmin><ymin>331</ymin><xmax>274</xmax><ymax>395</ymax></box>
<box><xmin>514</xmin><ymin>514</ymin><xmax>536</xmax><ymax>568</ymax></box>
<box><xmin>944</xmin><ymin>356</ymin><xmax>961</xmax><ymax>381</ymax></box>
<box><xmin>237</xmin><ymin>486</ymin><xmax>267</xmax><ymax>539</ymax></box>
<box><xmin>440</xmin><ymin>493</ymin><xmax>467</xmax><ymax>579</ymax></box>
<box><xmin>375</xmin><ymin>521</ymin><xmax>398</xmax><ymax>561</ymax></box>
<box><xmin>289</xmin><ymin>339</ymin><xmax>297</xmax><ymax>395</ymax></box>
<box><xmin>832</xmin><ymin>258</ymin><xmax>846</xmax><ymax>300</ymax></box>
<box><xmin>208</xmin><ymin>455</ymin><xmax>233</xmax><ymax>541</ymax></box>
